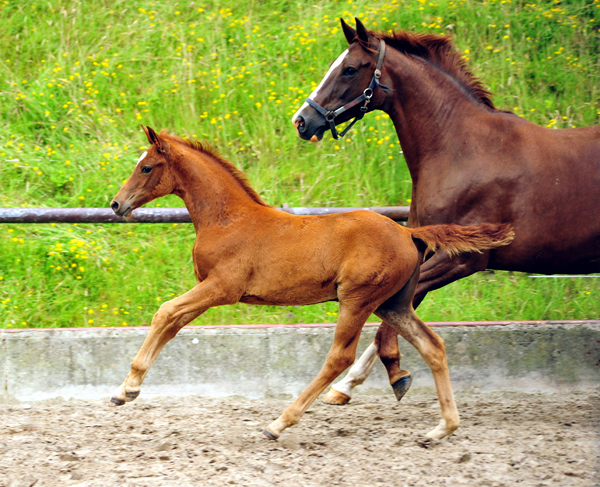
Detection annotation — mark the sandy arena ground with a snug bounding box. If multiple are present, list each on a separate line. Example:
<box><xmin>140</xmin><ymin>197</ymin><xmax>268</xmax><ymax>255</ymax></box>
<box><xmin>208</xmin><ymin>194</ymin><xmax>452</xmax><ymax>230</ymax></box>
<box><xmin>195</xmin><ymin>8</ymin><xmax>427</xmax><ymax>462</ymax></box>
<box><xmin>1</xmin><ymin>388</ymin><xmax>598</xmax><ymax>487</ymax></box>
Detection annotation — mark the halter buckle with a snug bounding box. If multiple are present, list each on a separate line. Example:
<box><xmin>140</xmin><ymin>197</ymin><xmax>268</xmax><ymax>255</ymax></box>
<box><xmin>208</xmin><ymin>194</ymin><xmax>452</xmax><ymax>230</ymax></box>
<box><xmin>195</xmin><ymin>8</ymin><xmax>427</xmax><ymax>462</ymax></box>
<box><xmin>374</xmin><ymin>69</ymin><xmax>381</xmax><ymax>79</ymax></box>
<box><xmin>325</xmin><ymin>112</ymin><xmax>336</xmax><ymax>122</ymax></box>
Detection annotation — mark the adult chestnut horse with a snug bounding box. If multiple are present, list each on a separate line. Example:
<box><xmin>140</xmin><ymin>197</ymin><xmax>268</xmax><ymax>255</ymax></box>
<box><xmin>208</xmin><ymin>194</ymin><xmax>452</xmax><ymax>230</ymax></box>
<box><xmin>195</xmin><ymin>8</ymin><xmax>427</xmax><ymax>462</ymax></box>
<box><xmin>109</xmin><ymin>126</ymin><xmax>514</xmax><ymax>440</ymax></box>
<box><xmin>292</xmin><ymin>18</ymin><xmax>600</xmax><ymax>405</ymax></box>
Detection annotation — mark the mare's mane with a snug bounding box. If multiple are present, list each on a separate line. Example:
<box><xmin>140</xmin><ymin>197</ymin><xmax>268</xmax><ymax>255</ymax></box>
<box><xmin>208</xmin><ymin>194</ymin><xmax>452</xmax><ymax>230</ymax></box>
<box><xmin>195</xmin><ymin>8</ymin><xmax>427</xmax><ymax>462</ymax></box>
<box><xmin>371</xmin><ymin>30</ymin><xmax>502</xmax><ymax>111</ymax></box>
<box><xmin>162</xmin><ymin>132</ymin><xmax>269</xmax><ymax>207</ymax></box>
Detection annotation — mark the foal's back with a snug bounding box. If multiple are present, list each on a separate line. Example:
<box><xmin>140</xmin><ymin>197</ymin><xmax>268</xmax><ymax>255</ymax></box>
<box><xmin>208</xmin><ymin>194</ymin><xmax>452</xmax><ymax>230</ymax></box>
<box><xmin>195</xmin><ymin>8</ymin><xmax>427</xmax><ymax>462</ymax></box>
<box><xmin>236</xmin><ymin>209</ymin><xmax>419</xmax><ymax>307</ymax></box>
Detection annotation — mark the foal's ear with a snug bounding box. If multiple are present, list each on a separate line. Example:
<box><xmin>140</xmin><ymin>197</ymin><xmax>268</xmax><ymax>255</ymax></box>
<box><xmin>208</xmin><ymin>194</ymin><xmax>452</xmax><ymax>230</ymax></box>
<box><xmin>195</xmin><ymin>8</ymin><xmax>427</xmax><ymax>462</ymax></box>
<box><xmin>355</xmin><ymin>18</ymin><xmax>370</xmax><ymax>44</ymax></box>
<box><xmin>145</xmin><ymin>126</ymin><xmax>170</xmax><ymax>154</ymax></box>
<box><xmin>341</xmin><ymin>18</ymin><xmax>356</xmax><ymax>45</ymax></box>
<box><xmin>141</xmin><ymin>124</ymin><xmax>152</xmax><ymax>144</ymax></box>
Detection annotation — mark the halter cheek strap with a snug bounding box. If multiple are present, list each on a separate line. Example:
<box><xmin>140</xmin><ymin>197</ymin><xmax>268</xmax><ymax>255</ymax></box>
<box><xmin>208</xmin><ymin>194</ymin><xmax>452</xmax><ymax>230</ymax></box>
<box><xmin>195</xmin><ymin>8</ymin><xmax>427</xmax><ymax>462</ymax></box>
<box><xmin>305</xmin><ymin>39</ymin><xmax>392</xmax><ymax>140</ymax></box>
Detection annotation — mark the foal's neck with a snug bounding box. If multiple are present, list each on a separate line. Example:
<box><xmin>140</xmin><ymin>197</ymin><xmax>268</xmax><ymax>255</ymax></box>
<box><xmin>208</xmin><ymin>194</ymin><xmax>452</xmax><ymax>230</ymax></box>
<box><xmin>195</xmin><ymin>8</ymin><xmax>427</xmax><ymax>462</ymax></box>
<box><xmin>171</xmin><ymin>148</ymin><xmax>263</xmax><ymax>232</ymax></box>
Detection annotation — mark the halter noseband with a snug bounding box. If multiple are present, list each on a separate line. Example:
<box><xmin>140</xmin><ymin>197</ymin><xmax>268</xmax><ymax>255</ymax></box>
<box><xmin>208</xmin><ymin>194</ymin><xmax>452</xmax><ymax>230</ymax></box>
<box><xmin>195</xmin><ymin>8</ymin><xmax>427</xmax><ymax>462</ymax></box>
<box><xmin>305</xmin><ymin>39</ymin><xmax>392</xmax><ymax>140</ymax></box>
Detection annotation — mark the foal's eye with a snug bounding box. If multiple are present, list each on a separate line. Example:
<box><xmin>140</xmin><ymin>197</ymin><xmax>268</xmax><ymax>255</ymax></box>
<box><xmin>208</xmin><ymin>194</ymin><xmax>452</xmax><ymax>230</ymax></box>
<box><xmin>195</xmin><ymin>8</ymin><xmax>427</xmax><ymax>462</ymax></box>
<box><xmin>342</xmin><ymin>66</ymin><xmax>358</xmax><ymax>76</ymax></box>
<box><xmin>141</xmin><ymin>166</ymin><xmax>153</xmax><ymax>174</ymax></box>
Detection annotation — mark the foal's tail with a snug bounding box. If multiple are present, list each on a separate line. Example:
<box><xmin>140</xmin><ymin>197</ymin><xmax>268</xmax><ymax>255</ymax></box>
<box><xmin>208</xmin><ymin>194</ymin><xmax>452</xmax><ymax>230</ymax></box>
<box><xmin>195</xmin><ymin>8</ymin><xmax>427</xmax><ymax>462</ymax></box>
<box><xmin>408</xmin><ymin>223</ymin><xmax>515</xmax><ymax>257</ymax></box>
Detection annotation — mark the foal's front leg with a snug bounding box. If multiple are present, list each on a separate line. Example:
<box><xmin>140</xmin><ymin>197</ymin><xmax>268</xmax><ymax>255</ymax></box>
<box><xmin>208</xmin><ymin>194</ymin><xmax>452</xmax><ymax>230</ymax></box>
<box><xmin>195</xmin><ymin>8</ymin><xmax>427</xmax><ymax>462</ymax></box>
<box><xmin>263</xmin><ymin>306</ymin><xmax>372</xmax><ymax>439</ymax></box>
<box><xmin>109</xmin><ymin>280</ymin><xmax>230</xmax><ymax>406</ymax></box>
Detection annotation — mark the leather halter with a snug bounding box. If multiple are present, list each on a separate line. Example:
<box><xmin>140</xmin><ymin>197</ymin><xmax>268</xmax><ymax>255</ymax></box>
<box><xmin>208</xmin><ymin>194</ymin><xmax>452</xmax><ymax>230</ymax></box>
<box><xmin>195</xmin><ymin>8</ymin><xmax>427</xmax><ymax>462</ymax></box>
<box><xmin>305</xmin><ymin>39</ymin><xmax>392</xmax><ymax>140</ymax></box>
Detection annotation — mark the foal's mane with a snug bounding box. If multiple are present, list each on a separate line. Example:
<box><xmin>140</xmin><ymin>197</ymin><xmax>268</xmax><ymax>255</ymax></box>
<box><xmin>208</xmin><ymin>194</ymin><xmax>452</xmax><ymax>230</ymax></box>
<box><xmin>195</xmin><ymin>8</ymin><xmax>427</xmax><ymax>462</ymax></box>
<box><xmin>163</xmin><ymin>132</ymin><xmax>269</xmax><ymax>207</ymax></box>
<box><xmin>372</xmin><ymin>30</ymin><xmax>501</xmax><ymax>111</ymax></box>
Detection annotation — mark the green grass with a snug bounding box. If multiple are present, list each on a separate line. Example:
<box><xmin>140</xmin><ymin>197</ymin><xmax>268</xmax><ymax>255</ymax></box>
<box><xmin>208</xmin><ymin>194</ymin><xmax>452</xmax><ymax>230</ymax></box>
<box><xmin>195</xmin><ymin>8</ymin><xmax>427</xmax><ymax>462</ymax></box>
<box><xmin>1</xmin><ymin>0</ymin><xmax>599</xmax><ymax>328</ymax></box>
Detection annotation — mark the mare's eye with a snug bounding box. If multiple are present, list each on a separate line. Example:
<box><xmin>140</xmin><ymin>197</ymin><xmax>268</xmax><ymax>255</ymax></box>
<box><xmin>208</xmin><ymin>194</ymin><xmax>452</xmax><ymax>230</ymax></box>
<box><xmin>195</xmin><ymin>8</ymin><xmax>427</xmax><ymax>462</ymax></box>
<box><xmin>141</xmin><ymin>166</ymin><xmax>153</xmax><ymax>174</ymax></box>
<box><xmin>342</xmin><ymin>66</ymin><xmax>358</xmax><ymax>76</ymax></box>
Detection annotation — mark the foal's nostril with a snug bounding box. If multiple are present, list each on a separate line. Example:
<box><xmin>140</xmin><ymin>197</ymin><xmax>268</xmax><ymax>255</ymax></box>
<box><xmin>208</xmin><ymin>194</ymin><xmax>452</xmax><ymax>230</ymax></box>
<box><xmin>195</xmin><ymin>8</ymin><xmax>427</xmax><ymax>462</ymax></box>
<box><xmin>110</xmin><ymin>201</ymin><xmax>120</xmax><ymax>213</ymax></box>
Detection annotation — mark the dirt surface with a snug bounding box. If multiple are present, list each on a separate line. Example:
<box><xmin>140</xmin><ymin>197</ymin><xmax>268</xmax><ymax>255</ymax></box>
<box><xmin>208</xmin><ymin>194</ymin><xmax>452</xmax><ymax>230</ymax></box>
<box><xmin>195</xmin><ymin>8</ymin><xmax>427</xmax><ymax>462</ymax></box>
<box><xmin>1</xmin><ymin>388</ymin><xmax>598</xmax><ymax>487</ymax></box>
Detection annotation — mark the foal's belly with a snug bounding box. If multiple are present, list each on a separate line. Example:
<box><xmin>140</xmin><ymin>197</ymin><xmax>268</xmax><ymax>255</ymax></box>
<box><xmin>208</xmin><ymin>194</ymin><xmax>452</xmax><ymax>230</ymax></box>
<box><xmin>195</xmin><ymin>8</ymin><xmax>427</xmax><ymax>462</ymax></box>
<box><xmin>239</xmin><ymin>286</ymin><xmax>338</xmax><ymax>307</ymax></box>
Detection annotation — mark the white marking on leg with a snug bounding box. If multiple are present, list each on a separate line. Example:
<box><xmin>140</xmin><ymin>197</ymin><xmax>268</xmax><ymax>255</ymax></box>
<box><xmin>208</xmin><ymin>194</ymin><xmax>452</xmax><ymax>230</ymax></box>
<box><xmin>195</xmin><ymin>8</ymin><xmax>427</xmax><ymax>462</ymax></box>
<box><xmin>291</xmin><ymin>49</ymin><xmax>349</xmax><ymax>123</ymax></box>
<box><xmin>330</xmin><ymin>342</ymin><xmax>379</xmax><ymax>397</ymax></box>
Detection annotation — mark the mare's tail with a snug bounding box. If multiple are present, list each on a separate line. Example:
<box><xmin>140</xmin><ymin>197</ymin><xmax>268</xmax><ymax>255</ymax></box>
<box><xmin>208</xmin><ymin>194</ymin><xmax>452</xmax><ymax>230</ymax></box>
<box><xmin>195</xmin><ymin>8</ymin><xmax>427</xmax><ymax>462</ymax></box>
<box><xmin>408</xmin><ymin>223</ymin><xmax>515</xmax><ymax>257</ymax></box>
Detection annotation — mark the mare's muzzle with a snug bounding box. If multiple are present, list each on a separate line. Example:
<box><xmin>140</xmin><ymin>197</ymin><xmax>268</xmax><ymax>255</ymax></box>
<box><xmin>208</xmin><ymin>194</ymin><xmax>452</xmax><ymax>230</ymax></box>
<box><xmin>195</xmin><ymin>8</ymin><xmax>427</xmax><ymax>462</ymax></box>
<box><xmin>294</xmin><ymin>112</ymin><xmax>328</xmax><ymax>142</ymax></box>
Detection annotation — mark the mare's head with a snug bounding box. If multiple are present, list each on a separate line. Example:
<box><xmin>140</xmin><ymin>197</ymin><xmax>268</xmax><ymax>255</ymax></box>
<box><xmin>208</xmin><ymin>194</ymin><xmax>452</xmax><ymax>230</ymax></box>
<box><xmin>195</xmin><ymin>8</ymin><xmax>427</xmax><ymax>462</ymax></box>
<box><xmin>292</xmin><ymin>18</ymin><xmax>388</xmax><ymax>142</ymax></box>
<box><xmin>110</xmin><ymin>126</ymin><xmax>176</xmax><ymax>218</ymax></box>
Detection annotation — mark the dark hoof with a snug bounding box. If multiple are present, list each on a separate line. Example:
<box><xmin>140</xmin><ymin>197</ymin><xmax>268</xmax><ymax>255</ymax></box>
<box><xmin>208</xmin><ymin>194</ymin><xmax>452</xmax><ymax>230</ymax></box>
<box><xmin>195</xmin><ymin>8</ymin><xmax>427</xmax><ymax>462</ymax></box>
<box><xmin>391</xmin><ymin>374</ymin><xmax>412</xmax><ymax>401</ymax></box>
<box><xmin>416</xmin><ymin>435</ymin><xmax>440</xmax><ymax>449</ymax></box>
<box><xmin>262</xmin><ymin>429</ymin><xmax>278</xmax><ymax>441</ymax></box>
<box><xmin>126</xmin><ymin>391</ymin><xmax>140</xmax><ymax>399</ymax></box>
<box><xmin>110</xmin><ymin>396</ymin><xmax>126</xmax><ymax>406</ymax></box>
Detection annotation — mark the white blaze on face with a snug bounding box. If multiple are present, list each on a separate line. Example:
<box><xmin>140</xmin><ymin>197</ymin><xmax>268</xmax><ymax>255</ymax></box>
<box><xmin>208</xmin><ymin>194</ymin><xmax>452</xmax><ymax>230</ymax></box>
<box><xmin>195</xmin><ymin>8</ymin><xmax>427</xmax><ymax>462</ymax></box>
<box><xmin>134</xmin><ymin>151</ymin><xmax>148</xmax><ymax>169</ymax></box>
<box><xmin>292</xmin><ymin>49</ymin><xmax>349</xmax><ymax>124</ymax></box>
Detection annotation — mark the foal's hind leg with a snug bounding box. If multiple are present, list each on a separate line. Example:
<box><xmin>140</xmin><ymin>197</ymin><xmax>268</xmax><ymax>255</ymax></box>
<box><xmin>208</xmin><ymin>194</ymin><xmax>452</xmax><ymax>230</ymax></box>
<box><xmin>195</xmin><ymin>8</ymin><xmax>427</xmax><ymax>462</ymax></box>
<box><xmin>264</xmin><ymin>304</ymin><xmax>374</xmax><ymax>439</ymax></box>
<box><xmin>322</xmin><ymin>266</ymin><xmax>421</xmax><ymax>405</ymax></box>
<box><xmin>377</xmin><ymin>321</ymin><xmax>413</xmax><ymax>401</ymax></box>
<box><xmin>321</xmin><ymin>322</ymin><xmax>412</xmax><ymax>405</ymax></box>
<box><xmin>376</xmin><ymin>309</ymin><xmax>459</xmax><ymax>439</ymax></box>
<box><xmin>109</xmin><ymin>280</ymin><xmax>228</xmax><ymax>406</ymax></box>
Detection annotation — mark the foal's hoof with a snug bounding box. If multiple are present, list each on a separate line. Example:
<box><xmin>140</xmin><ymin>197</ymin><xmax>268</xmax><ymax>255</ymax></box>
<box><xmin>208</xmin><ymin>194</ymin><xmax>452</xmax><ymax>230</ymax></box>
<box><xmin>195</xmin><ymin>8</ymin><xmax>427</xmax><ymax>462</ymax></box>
<box><xmin>126</xmin><ymin>390</ymin><xmax>140</xmax><ymax>400</ymax></box>
<box><xmin>262</xmin><ymin>429</ymin><xmax>278</xmax><ymax>441</ymax></box>
<box><xmin>391</xmin><ymin>374</ymin><xmax>412</xmax><ymax>402</ymax></box>
<box><xmin>109</xmin><ymin>396</ymin><xmax>126</xmax><ymax>406</ymax></box>
<box><xmin>321</xmin><ymin>388</ymin><xmax>351</xmax><ymax>405</ymax></box>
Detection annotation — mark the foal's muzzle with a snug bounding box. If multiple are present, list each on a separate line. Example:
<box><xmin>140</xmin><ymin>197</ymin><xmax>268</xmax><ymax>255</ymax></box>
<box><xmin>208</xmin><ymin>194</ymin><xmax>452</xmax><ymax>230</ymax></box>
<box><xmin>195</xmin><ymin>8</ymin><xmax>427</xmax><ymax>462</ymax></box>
<box><xmin>110</xmin><ymin>199</ymin><xmax>133</xmax><ymax>218</ymax></box>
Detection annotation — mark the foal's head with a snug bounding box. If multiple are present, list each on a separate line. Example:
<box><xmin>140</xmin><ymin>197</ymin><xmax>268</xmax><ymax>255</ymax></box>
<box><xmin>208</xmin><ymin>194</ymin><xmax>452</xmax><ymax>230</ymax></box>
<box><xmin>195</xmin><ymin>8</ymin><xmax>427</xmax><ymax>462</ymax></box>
<box><xmin>292</xmin><ymin>18</ymin><xmax>387</xmax><ymax>142</ymax></box>
<box><xmin>110</xmin><ymin>126</ymin><xmax>177</xmax><ymax>218</ymax></box>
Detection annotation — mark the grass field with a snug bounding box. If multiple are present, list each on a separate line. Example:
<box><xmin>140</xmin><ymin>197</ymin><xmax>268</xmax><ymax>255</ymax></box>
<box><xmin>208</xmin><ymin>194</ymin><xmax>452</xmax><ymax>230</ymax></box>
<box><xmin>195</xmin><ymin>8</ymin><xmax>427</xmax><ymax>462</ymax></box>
<box><xmin>1</xmin><ymin>0</ymin><xmax>599</xmax><ymax>328</ymax></box>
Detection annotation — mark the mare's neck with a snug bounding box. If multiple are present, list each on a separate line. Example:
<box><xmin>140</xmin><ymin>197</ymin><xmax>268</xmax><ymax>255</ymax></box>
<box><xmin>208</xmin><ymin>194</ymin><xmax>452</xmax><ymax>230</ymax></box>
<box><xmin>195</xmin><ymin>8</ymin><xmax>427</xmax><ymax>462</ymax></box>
<box><xmin>381</xmin><ymin>50</ymin><xmax>491</xmax><ymax>181</ymax></box>
<box><xmin>171</xmin><ymin>149</ymin><xmax>262</xmax><ymax>232</ymax></box>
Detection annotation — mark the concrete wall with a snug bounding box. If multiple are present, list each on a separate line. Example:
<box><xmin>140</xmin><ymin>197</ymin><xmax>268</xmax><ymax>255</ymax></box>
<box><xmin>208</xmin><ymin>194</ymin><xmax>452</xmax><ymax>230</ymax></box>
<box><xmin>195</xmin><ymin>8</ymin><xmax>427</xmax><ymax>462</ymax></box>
<box><xmin>1</xmin><ymin>321</ymin><xmax>599</xmax><ymax>403</ymax></box>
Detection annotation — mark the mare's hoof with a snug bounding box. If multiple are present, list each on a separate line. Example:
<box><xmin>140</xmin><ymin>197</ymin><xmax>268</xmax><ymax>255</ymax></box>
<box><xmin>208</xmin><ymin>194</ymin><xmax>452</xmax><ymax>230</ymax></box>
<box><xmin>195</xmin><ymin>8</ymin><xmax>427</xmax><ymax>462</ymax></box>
<box><xmin>321</xmin><ymin>388</ymin><xmax>351</xmax><ymax>405</ymax></box>
<box><xmin>110</xmin><ymin>396</ymin><xmax>126</xmax><ymax>406</ymax></box>
<box><xmin>262</xmin><ymin>429</ymin><xmax>278</xmax><ymax>441</ymax></box>
<box><xmin>391</xmin><ymin>374</ymin><xmax>412</xmax><ymax>402</ymax></box>
<box><xmin>126</xmin><ymin>391</ymin><xmax>140</xmax><ymax>400</ymax></box>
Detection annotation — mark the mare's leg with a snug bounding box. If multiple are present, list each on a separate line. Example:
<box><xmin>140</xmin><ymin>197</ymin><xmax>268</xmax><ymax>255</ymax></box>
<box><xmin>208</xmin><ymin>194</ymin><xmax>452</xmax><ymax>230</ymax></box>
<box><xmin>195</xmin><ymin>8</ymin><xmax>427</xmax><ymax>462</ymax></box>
<box><xmin>110</xmin><ymin>280</ymin><xmax>229</xmax><ymax>406</ymax></box>
<box><xmin>264</xmin><ymin>304</ymin><xmax>373</xmax><ymax>439</ymax></box>
<box><xmin>320</xmin><ymin>340</ymin><xmax>379</xmax><ymax>405</ymax></box>
<box><xmin>415</xmin><ymin>249</ymin><xmax>489</xmax><ymax>300</ymax></box>
<box><xmin>321</xmin><ymin>322</ymin><xmax>412</xmax><ymax>405</ymax></box>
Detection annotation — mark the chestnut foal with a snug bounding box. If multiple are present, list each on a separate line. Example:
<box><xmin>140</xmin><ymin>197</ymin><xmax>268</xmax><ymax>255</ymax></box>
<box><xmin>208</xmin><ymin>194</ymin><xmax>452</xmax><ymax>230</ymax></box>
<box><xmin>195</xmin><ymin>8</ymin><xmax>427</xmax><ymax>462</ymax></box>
<box><xmin>109</xmin><ymin>126</ymin><xmax>514</xmax><ymax>440</ymax></box>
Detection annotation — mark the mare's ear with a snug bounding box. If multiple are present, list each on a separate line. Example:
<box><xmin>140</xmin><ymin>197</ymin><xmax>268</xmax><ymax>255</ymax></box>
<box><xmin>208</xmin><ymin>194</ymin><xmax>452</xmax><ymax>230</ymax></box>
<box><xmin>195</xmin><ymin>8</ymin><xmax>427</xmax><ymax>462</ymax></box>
<box><xmin>341</xmin><ymin>18</ymin><xmax>356</xmax><ymax>44</ymax></box>
<box><xmin>355</xmin><ymin>18</ymin><xmax>370</xmax><ymax>44</ymax></box>
<box><xmin>146</xmin><ymin>126</ymin><xmax>170</xmax><ymax>154</ymax></box>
